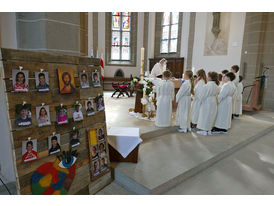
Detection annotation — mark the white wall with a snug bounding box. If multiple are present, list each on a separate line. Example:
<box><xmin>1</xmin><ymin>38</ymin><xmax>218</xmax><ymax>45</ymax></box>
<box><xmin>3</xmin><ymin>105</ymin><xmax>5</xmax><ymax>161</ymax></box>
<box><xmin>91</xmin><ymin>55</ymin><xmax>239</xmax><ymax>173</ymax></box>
<box><xmin>0</xmin><ymin>12</ymin><xmax>17</xmax><ymax>49</ymax></box>
<box><xmin>192</xmin><ymin>12</ymin><xmax>246</xmax><ymax>74</ymax></box>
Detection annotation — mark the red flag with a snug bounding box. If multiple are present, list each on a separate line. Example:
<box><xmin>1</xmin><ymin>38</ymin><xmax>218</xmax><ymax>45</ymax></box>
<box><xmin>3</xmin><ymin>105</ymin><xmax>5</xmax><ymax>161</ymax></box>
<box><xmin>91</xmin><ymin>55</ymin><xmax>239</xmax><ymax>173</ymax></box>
<box><xmin>100</xmin><ymin>53</ymin><xmax>104</xmax><ymax>80</ymax></box>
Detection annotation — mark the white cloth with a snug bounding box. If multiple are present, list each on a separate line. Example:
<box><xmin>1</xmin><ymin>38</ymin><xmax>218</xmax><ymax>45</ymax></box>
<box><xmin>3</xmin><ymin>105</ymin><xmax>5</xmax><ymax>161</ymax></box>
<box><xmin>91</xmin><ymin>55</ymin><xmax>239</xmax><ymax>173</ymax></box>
<box><xmin>215</xmin><ymin>81</ymin><xmax>236</xmax><ymax>130</ymax></box>
<box><xmin>191</xmin><ymin>80</ymin><xmax>205</xmax><ymax>124</ymax></box>
<box><xmin>150</xmin><ymin>63</ymin><xmax>166</xmax><ymax>78</ymax></box>
<box><xmin>107</xmin><ymin>127</ymin><xmax>142</xmax><ymax>158</ymax></box>
<box><xmin>197</xmin><ymin>81</ymin><xmax>219</xmax><ymax>131</ymax></box>
<box><xmin>176</xmin><ymin>80</ymin><xmax>191</xmax><ymax>129</ymax></box>
<box><xmin>232</xmin><ymin>72</ymin><xmax>239</xmax><ymax>114</ymax></box>
<box><xmin>235</xmin><ymin>82</ymin><xmax>243</xmax><ymax>115</ymax></box>
<box><xmin>155</xmin><ymin>79</ymin><xmax>175</xmax><ymax>127</ymax></box>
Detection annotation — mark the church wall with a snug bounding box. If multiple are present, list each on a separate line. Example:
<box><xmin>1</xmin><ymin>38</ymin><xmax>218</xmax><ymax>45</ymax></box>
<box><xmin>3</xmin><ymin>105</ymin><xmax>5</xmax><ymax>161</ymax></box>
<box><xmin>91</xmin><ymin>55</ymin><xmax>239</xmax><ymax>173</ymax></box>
<box><xmin>0</xmin><ymin>12</ymin><xmax>18</xmax><ymax>49</ymax></box>
<box><xmin>191</xmin><ymin>12</ymin><xmax>246</xmax><ymax>74</ymax></box>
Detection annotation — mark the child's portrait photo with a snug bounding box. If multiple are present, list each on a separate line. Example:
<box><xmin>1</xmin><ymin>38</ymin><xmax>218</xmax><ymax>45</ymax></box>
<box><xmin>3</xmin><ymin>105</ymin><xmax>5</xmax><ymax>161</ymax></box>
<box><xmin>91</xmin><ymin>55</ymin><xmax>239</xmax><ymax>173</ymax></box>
<box><xmin>73</xmin><ymin>103</ymin><xmax>83</xmax><ymax>122</ymax></box>
<box><xmin>79</xmin><ymin>72</ymin><xmax>90</xmax><ymax>89</ymax></box>
<box><xmin>100</xmin><ymin>157</ymin><xmax>108</xmax><ymax>171</ymax></box>
<box><xmin>35</xmin><ymin>72</ymin><xmax>50</xmax><ymax>92</ymax></box>
<box><xmin>12</xmin><ymin>69</ymin><xmax>29</xmax><ymax>92</ymax></box>
<box><xmin>98</xmin><ymin>142</ymin><xmax>107</xmax><ymax>158</ymax></box>
<box><xmin>22</xmin><ymin>139</ymin><xmax>38</xmax><ymax>163</ymax></box>
<box><xmin>95</xmin><ymin>95</ymin><xmax>105</xmax><ymax>112</ymax></box>
<box><xmin>57</xmin><ymin>68</ymin><xmax>76</xmax><ymax>94</ymax></box>
<box><xmin>91</xmin><ymin>145</ymin><xmax>99</xmax><ymax>160</ymax></box>
<box><xmin>48</xmin><ymin>134</ymin><xmax>61</xmax><ymax>155</ymax></box>
<box><xmin>36</xmin><ymin>105</ymin><xmax>51</xmax><ymax>127</ymax></box>
<box><xmin>97</xmin><ymin>128</ymin><xmax>105</xmax><ymax>141</ymax></box>
<box><xmin>85</xmin><ymin>100</ymin><xmax>95</xmax><ymax>116</ymax></box>
<box><xmin>93</xmin><ymin>159</ymin><xmax>100</xmax><ymax>177</ymax></box>
<box><xmin>55</xmin><ymin>106</ymin><xmax>68</xmax><ymax>125</ymax></box>
<box><xmin>92</xmin><ymin>71</ymin><xmax>100</xmax><ymax>87</ymax></box>
<box><xmin>70</xmin><ymin>129</ymin><xmax>80</xmax><ymax>148</ymax></box>
<box><xmin>15</xmin><ymin>104</ymin><xmax>32</xmax><ymax>127</ymax></box>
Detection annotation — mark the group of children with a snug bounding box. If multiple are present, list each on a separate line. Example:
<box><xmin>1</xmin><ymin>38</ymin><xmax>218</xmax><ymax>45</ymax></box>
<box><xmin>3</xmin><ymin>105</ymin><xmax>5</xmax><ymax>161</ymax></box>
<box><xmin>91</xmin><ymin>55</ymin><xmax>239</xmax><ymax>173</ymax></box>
<box><xmin>155</xmin><ymin>65</ymin><xmax>243</xmax><ymax>136</ymax></box>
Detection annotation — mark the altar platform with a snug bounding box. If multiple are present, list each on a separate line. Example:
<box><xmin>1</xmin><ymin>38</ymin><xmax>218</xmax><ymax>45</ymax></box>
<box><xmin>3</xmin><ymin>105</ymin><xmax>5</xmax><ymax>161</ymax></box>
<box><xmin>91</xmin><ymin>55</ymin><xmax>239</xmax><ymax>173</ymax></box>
<box><xmin>101</xmin><ymin>91</ymin><xmax>274</xmax><ymax>195</ymax></box>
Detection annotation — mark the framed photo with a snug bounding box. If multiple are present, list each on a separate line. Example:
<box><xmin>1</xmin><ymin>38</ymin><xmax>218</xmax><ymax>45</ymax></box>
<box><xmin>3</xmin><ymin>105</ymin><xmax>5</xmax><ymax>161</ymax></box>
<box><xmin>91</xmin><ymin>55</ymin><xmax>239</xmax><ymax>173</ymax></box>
<box><xmin>55</xmin><ymin>106</ymin><xmax>68</xmax><ymax>125</ymax></box>
<box><xmin>22</xmin><ymin>139</ymin><xmax>38</xmax><ymax>163</ymax></box>
<box><xmin>91</xmin><ymin>145</ymin><xmax>99</xmax><ymax>160</ymax></box>
<box><xmin>73</xmin><ymin>103</ymin><xmax>83</xmax><ymax>122</ymax></box>
<box><xmin>98</xmin><ymin>142</ymin><xmax>107</xmax><ymax>158</ymax></box>
<box><xmin>36</xmin><ymin>105</ymin><xmax>51</xmax><ymax>127</ymax></box>
<box><xmin>95</xmin><ymin>95</ymin><xmax>105</xmax><ymax>112</ymax></box>
<box><xmin>48</xmin><ymin>134</ymin><xmax>61</xmax><ymax>155</ymax></box>
<box><xmin>15</xmin><ymin>104</ymin><xmax>32</xmax><ymax>127</ymax></box>
<box><xmin>100</xmin><ymin>157</ymin><xmax>108</xmax><ymax>172</ymax></box>
<box><xmin>92</xmin><ymin>159</ymin><xmax>100</xmax><ymax>177</ymax></box>
<box><xmin>12</xmin><ymin>69</ymin><xmax>29</xmax><ymax>92</ymax></box>
<box><xmin>79</xmin><ymin>72</ymin><xmax>90</xmax><ymax>89</ymax></box>
<box><xmin>69</xmin><ymin>129</ymin><xmax>80</xmax><ymax>148</ymax></box>
<box><xmin>85</xmin><ymin>100</ymin><xmax>95</xmax><ymax>116</ymax></box>
<box><xmin>97</xmin><ymin>127</ymin><xmax>105</xmax><ymax>141</ymax></box>
<box><xmin>35</xmin><ymin>72</ymin><xmax>50</xmax><ymax>92</ymax></box>
<box><xmin>92</xmin><ymin>71</ymin><xmax>100</xmax><ymax>87</ymax></box>
<box><xmin>57</xmin><ymin>68</ymin><xmax>76</xmax><ymax>94</ymax></box>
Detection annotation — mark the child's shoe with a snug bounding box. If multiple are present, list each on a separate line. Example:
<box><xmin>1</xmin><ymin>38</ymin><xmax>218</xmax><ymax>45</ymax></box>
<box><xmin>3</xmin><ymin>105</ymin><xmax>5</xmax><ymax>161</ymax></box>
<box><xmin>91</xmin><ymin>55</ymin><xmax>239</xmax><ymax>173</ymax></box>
<box><xmin>178</xmin><ymin>128</ymin><xmax>187</xmax><ymax>133</ymax></box>
<box><xmin>197</xmin><ymin>130</ymin><xmax>208</xmax><ymax>136</ymax></box>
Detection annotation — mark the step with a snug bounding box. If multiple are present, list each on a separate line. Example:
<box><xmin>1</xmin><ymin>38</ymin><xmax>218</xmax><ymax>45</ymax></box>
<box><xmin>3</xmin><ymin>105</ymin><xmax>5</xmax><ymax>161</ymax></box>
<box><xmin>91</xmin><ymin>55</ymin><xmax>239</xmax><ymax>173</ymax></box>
<box><xmin>112</xmin><ymin>115</ymin><xmax>274</xmax><ymax>194</ymax></box>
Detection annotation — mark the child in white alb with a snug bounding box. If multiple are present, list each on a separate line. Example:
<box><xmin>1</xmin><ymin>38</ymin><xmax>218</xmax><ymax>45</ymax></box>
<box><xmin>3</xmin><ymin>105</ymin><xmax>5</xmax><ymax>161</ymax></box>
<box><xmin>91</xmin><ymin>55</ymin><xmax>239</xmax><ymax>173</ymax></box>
<box><xmin>234</xmin><ymin>75</ymin><xmax>243</xmax><ymax>119</ymax></box>
<box><xmin>231</xmin><ymin>65</ymin><xmax>240</xmax><ymax>119</ymax></box>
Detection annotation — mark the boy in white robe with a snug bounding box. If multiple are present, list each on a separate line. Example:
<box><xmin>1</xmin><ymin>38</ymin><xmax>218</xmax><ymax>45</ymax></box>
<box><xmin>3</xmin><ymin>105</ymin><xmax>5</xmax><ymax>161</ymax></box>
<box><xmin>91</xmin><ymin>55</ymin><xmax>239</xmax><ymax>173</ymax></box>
<box><xmin>176</xmin><ymin>70</ymin><xmax>194</xmax><ymax>133</ymax></box>
<box><xmin>212</xmin><ymin>72</ymin><xmax>236</xmax><ymax>134</ymax></box>
<box><xmin>191</xmin><ymin>69</ymin><xmax>207</xmax><ymax>129</ymax></box>
<box><xmin>234</xmin><ymin>75</ymin><xmax>243</xmax><ymax>119</ymax></box>
<box><xmin>231</xmin><ymin>65</ymin><xmax>240</xmax><ymax>118</ymax></box>
<box><xmin>155</xmin><ymin>70</ymin><xmax>175</xmax><ymax>127</ymax></box>
<box><xmin>197</xmin><ymin>72</ymin><xmax>219</xmax><ymax>136</ymax></box>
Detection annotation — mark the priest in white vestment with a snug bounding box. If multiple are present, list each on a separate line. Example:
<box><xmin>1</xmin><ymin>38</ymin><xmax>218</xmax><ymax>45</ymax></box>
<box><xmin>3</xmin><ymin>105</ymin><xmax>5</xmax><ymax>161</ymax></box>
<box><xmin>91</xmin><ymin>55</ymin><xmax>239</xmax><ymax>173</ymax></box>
<box><xmin>150</xmin><ymin>58</ymin><xmax>167</xmax><ymax>78</ymax></box>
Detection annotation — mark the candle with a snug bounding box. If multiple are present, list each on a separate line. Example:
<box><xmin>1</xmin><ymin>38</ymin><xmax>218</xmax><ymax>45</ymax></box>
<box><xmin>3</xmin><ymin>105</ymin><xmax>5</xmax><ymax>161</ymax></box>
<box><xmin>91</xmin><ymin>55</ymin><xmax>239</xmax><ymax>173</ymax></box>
<box><xmin>143</xmin><ymin>87</ymin><xmax>146</xmax><ymax>98</ymax></box>
<box><xmin>140</xmin><ymin>47</ymin><xmax>145</xmax><ymax>81</ymax></box>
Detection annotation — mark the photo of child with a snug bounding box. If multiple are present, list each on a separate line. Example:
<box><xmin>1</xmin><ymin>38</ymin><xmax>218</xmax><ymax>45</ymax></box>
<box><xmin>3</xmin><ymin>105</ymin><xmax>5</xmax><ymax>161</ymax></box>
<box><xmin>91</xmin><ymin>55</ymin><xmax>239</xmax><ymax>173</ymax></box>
<box><xmin>97</xmin><ymin>128</ymin><xmax>105</xmax><ymax>141</ymax></box>
<box><xmin>79</xmin><ymin>72</ymin><xmax>90</xmax><ymax>89</ymax></box>
<box><xmin>95</xmin><ymin>95</ymin><xmax>105</xmax><ymax>112</ymax></box>
<box><xmin>22</xmin><ymin>139</ymin><xmax>38</xmax><ymax>163</ymax></box>
<box><xmin>98</xmin><ymin>142</ymin><xmax>107</xmax><ymax>158</ymax></box>
<box><xmin>91</xmin><ymin>145</ymin><xmax>99</xmax><ymax>160</ymax></box>
<box><xmin>36</xmin><ymin>105</ymin><xmax>51</xmax><ymax>127</ymax></box>
<box><xmin>55</xmin><ymin>106</ymin><xmax>68</xmax><ymax>125</ymax></box>
<box><xmin>12</xmin><ymin>69</ymin><xmax>29</xmax><ymax>92</ymax></box>
<box><xmin>93</xmin><ymin>159</ymin><xmax>100</xmax><ymax>177</ymax></box>
<box><xmin>15</xmin><ymin>104</ymin><xmax>32</xmax><ymax>127</ymax></box>
<box><xmin>70</xmin><ymin>129</ymin><xmax>80</xmax><ymax>148</ymax></box>
<box><xmin>35</xmin><ymin>72</ymin><xmax>50</xmax><ymax>92</ymax></box>
<box><xmin>73</xmin><ymin>103</ymin><xmax>83</xmax><ymax>122</ymax></box>
<box><xmin>100</xmin><ymin>157</ymin><xmax>108</xmax><ymax>171</ymax></box>
<box><xmin>48</xmin><ymin>134</ymin><xmax>61</xmax><ymax>155</ymax></box>
<box><xmin>85</xmin><ymin>100</ymin><xmax>95</xmax><ymax>116</ymax></box>
<box><xmin>92</xmin><ymin>72</ymin><xmax>100</xmax><ymax>87</ymax></box>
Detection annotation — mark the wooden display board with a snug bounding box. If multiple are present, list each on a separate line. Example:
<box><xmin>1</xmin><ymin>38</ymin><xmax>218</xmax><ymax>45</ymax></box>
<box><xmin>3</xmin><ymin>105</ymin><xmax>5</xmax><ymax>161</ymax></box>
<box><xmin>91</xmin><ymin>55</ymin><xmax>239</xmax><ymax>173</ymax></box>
<box><xmin>0</xmin><ymin>48</ymin><xmax>111</xmax><ymax>195</ymax></box>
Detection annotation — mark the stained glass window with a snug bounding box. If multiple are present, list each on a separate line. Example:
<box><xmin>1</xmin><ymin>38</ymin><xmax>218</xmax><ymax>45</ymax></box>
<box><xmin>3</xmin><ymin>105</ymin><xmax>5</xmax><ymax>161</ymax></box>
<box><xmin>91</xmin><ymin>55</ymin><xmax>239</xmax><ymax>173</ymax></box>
<box><xmin>160</xmin><ymin>12</ymin><xmax>179</xmax><ymax>53</ymax></box>
<box><xmin>111</xmin><ymin>12</ymin><xmax>131</xmax><ymax>61</ymax></box>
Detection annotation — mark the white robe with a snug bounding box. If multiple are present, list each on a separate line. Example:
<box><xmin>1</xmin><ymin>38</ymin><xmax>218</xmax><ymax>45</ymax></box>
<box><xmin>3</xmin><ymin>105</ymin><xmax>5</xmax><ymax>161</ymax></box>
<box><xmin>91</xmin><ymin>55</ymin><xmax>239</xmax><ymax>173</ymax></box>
<box><xmin>191</xmin><ymin>80</ymin><xmax>205</xmax><ymax>124</ymax></box>
<box><xmin>235</xmin><ymin>82</ymin><xmax>243</xmax><ymax>115</ymax></box>
<box><xmin>197</xmin><ymin>81</ymin><xmax>219</xmax><ymax>131</ymax></box>
<box><xmin>150</xmin><ymin>63</ymin><xmax>166</xmax><ymax>78</ymax></box>
<box><xmin>215</xmin><ymin>81</ymin><xmax>236</xmax><ymax>130</ymax></box>
<box><xmin>155</xmin><ymin>79</ymin><xmax>175</xmax><ymax>127</ymax></box>
<box><xmin>232</xmin><ymin>73</ymin><xmax>239</xmax><ymax>114</ymax></box>
<box><xmin>176</xmin><ymin>80</ymin><xmax>191</xmax><ymax>129</ymax></box>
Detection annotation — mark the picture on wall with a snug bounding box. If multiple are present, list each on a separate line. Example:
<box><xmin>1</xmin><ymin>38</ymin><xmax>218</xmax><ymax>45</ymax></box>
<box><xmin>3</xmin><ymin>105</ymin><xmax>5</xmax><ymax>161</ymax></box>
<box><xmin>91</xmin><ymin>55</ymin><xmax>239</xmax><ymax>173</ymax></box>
<box><xmin>15</xmin><ymin>104</ymin><xmax>32</xmax><ymax>127</ymax></box>
<box><xmin>95</xmin><ymin>95</ymin><xmax>105</xmax><ymax>112</ymax></box>
<box><xmin>12</xmin><ymin>69</ymin><xmax>29</xmax><ymax>92</ymax></box>
<box><xmin>85</xmin><ymin>100</ymin><xmax>95</xmax><ymax>116</ymax></box>
<box><xmin>35</xmin><ymin>72</ymin><xmax>50</xmax><ymax>92</ymax></box>
<box><xmin>48</xmin><ymin>134</ymin><xmax>61</xmax><ymax>155</ymax></box>
<box><xmin>57</xmin><ymin>68</ymin><xmax>76</xmax><ymax>94</ymax></box>
<box><xmin>36</xmin><ymin>105</ymin><xmax>51</xmax><ymax>127</ymax></box>
<box><xmin>92</xmin><ymin>71</ymin><xmax>101</xmax><ymax>87</ymax></box>
<box><xmin>97</xmin><ymin>127</ymin><xmax>105</xmax><ymax>141</ymax></box>
<box><xmin>22</xmin><ymin>139</ymin><xmax>38</xmax><ymax>163</ymax></box>
<box><xmin>55</xmin><ymin>105</ymin><xmax>68</xmax><ymax>125</ymax></box>
<box><xmin>92</xmin><ymin>159</ymin><xmax>100</xmax><ymax>177</ymax></box>
<box><xmin>91</xmin><ymin>145</ymin><xmax>99</xmax><ymax>160</ymax></box>
<box><xmin>69</xmin><ymin>129</ymin><xmax>80</xmax><ymax>148</ymax></box>
<box><xmin>73</xmin><ymin>103</ymin><xmax>83</xmax><ymax>122</ymax></box>
<box><xmin>100</xmin><ymin>157</ymin><xmax>108</xmax><ymax>172</ymax></box>
<box><xmin>98</xmin><ymin>142</ymin><xmax>107</xmax><ymax>158</ymax></box>
<box><xmin>79</xmin><ymin>72</ymin><xmax>90</xmax><ymax>89</ymax></box>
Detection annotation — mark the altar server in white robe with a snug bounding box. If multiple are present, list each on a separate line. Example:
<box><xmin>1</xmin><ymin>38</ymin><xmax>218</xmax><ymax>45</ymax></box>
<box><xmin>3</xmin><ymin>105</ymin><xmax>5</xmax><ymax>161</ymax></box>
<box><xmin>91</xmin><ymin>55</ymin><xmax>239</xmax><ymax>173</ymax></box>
<box><xmin>155</xmin><ymin>70</ymin><xmax>175</xmax><ymax>127</ymax></box>
<box><xmin>231</xmin><ymin>65</ymin><xmax>240</xmax><ymax>118</ymax></box>
<box><xmin>191</xmin><ymin>69</ymin><xmax>207</xmax><ymax>129</ymax></box>
<box><xmin>197</xmin><ymin>72</ymin><xmax>219</xmax><ymax>136</ymax></box>
<box><xmin>212</xmin><ymin>72</ymin><xmax>236</xmax><ymax>134</ymax></box>
<box><xmin>234</xmin><ymin>75</ymin><xmax>243</xmax><ymax>118</ymax></box>
<box><xmin>176</xmin><ymin>70</ymin><xmax>194</xmax><ymax>133</ymax></box>
<box><xmin>150</xmin><ymin>58</ymin><xmax>167</xmax><ymax>78</ymax></box>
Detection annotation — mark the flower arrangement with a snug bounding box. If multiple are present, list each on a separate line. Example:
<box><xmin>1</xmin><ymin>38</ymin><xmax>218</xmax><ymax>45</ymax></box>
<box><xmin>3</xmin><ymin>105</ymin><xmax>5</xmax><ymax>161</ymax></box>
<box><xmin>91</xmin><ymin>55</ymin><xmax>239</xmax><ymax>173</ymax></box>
<box><xmin>131</xmin><ymin>76</ymin><xmax>154</xmax><ymax>95</ymax></box>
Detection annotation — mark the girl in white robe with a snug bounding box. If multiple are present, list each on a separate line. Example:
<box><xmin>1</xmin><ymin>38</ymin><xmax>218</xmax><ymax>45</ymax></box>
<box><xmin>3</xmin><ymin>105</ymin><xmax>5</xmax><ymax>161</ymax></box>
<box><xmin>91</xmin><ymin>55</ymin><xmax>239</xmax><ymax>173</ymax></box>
<box><xmin>234</xmin><ymin>75</ymin><xmax>243</xmax><ymax>118</ymax></box>
<box><xmin>155</xmin><ymin>70</ymin><xmax>174</xmax><ymax>127</ymax></box>
<box><xmin>212</xmin><ymin>72</ymin><xmax>237</xmax><ymax>134</ymax></box>
<box><xmin>176</xmin><ymin>70</ymin><xmax>194</xmax><ymax>133</ymax></box>
<box><xmin>197</xmin><ymin>72</ymin><xmax>219</xmax><ymax>136</ymax></box>
<box><xmin>191</xmin><ymin>69</ymin><xmax>207</xmax><ymax>129</ymax></box>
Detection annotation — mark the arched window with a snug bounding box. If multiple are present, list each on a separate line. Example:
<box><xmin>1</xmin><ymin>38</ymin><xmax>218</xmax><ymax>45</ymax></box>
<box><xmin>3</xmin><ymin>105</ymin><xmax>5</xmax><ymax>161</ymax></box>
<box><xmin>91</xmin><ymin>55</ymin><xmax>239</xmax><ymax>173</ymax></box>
<box><xmin>160</xmin><ymin>12</ymin><xmax>179</xmax><ymax>54</ymax></box>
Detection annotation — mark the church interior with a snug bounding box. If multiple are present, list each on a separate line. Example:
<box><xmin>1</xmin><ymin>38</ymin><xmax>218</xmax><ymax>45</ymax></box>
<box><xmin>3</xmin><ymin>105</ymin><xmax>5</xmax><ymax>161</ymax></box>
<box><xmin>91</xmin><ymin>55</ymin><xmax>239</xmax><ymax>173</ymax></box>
<box><xmin>0</xmin><ymin>10</ymin><xmax>274</xmax><ymax>198</ymax></box>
